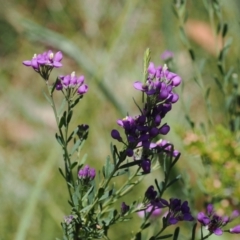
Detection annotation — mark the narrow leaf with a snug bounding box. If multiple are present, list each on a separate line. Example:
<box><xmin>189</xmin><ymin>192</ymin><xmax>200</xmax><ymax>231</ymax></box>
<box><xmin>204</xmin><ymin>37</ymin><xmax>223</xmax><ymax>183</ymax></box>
<box><xmin>191</xmin><ymin>223</ymin><xmax>197</xmax><ymax>240</ymax></box>
<box><xmin>173</xmin><ymin>227</ymin><xmax>180</xmax><ymax>240</ymax></box>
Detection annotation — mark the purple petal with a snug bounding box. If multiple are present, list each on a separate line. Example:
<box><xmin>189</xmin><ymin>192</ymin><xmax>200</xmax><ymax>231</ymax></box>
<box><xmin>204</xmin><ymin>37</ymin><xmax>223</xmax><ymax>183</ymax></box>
<box><xmin>207</xmin><ymin>204</ymin><xmax>214</xmax><ymax>215</ymax></box>
<box><xmin>22</xmin><ymin>60</ymin><xmax>32</xmax><ymax>66</ymax></box>
<box><xmin>54</xmin><ymin>51</ymin><xmax>63</xmax><ymax>62</ymax></box>
<box><xmin>77</xmin><ymin>84</ymin><xmax>88</xmax><ymax>94</ymax></box>
<box><xmin>134</xmin><ymin>81</ymin><xmax>144</xmax><ymax>91</ymax></box>
<box><xmin>214</xmin><ymin>228</ymin><xmax>223</xmax><ymax>236</ymax></box>
<box><xmin>53</xmin><ymin>62</ymin><xmax>62</xmax><ymax>68</ymax></box>
<box><xmin>159</xmin><ymin>124</ymin><xmax>170</xmax><ymax>135</ymax></box>
<box><xmin>171</xmin><ymin>75</ymin><xmax>182</xmax><ymax>86</ymax></box>
<box><xmin>111</xmin><ymin>129</ymin><xmax>122</xmax><ymax>141</ymax></box>
<box><xmin>230</xmin><ymin>225</ymin><xmax>240</xmax><ymax>234</ymax></box>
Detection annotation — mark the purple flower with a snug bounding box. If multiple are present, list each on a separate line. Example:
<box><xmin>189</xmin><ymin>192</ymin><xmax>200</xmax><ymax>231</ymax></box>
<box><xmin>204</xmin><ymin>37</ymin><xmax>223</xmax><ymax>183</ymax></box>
<box><xmin>167</xmin><ymin>198</ymin><xmax>194</xmax><ymax>225</ymax></box>
<box><xmin>141</xmin><ymin>159</ymin><xmax>151</xmax><ymax>173</ymax></box>
<box><xmin>138</xmin><ymin>204</ymin><xmax>162</xmax><ymax>219</ymax></box>
<box><xmin>78</xmin><ymin>165</ymin><xmax>96</xmax><ymax>181</ymax></box>
<box><xmin>111</xmin><ymin>129</ymin><xmax>122</xmax><ymax>141</ymax></box>
<box><xmin>121</xmin><ymin>202</ymin><xmax>130</xmax><ymax>215</ymax></box>
<box><xmin>57</xmin><ymin>72</ymin><xmax>88</xmax><ymax>95</ymax></box>
<box><xmin>230</xmin><ymin>225</ymin><xmax>240</xmax><ymax>234</ymax></box>
<box><xmin>161</xmin><ymin>50</ymin><xmax>174</xmax><ymax>61</ymax></box>
<box><xmin>197</xmin><ymin>204</ymin><xmax>240</xmax><ymax>236</ymax></box>
<box><xmin>23</xmin><ymin>50</ymin><xmax>63</xmax><ymax>80</ymax></box>
<box><xmin>145</xmin><ymin>185</ymin><xmax>157</xmax><ymax>201</ymax></box>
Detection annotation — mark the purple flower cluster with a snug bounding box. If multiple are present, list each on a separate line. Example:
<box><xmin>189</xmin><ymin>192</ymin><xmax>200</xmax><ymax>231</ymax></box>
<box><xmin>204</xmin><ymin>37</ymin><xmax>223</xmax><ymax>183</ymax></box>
<box><xmin>78</xmin><ymin>165</ymin><xmax>96</xmax><ymax>181</ymax></box>
<box><xmin>134</xmin><ymin>63</ymin><xmax>181</xmax><ymax>100</ymax></box>
<box><xmin>111</xmin><ymin>61</ymin><xmax>181</xmax><ymax>173</ymax></box>
<box><xmin>166</xmin><ymin>198</ymin><xmax>194</xmax><ymax>225</ymax></box>
<box><xmin>56</xmin><ymin>71</ymin><xmax>88</xmax><ymax>95</ymax></box>
<box><xmin>141</xmin><ymin>186</ymin><xmax>194</xmax><ymax>225</ymax></box>
<box><xmin>197</xmin><ymin>204</ymin><xmax>240</xmax><ymax>235</ymax></box>
<box><xmin>23</xmin><ymin>50</ymin><xmax>63</xmax><ymax>80</ymax></box>
<box><xmin>23</xmin><ymin>50</ymin><xmax>88</xmax><ymax>96</ymax></box>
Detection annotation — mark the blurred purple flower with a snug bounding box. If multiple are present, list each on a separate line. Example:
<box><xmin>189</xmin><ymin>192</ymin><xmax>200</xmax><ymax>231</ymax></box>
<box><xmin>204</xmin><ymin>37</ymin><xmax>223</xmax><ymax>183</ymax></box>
<box><xmin>78</xmin><ymin>165</ymin><xmax>96</xmax><ymax>181</ymax></box>
<box><xmin>197</xmin><ymin>204</ymin><xmax>240</xmax><ymax>236</ymax></box>
<box><xmin>161</xmin><ymin>50</ymin><xmax>174</xmax><ymax>61</ymax></box>
<box><xmin>138</xmin><ymin>204</ymin><xmax>162</xmax><ymax>219</ymax></box>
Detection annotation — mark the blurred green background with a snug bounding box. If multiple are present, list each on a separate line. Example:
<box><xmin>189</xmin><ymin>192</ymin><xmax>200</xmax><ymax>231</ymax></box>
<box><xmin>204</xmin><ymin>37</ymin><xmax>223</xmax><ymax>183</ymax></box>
<box><xmin>1</xmin><ymin>0</ymin><xmax>240</xmax><ymax>239</ymax></box>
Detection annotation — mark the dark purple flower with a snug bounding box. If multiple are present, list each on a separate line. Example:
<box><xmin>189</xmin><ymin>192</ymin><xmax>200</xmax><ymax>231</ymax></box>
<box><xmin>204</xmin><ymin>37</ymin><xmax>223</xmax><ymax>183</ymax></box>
<box><xmin>197</xmin><ymin>204</ymin><xmax>240</xmax><ymax>236</ymax></box>
<box><xmin>159</xmin><ymin>124</ymin><xmax>170</xmax><ymax>135</ymax></box>
<box><xmin>141</xmin><ymin>159</ymin><xmax>151</xmax><ymax>173</ymax></box>
<box><xmin>111</xmin><ymin>129</ymin><xmax>122</xmax><ymax>141</ymax></box>
<box><xmin>126</xmin><ymin>148</ymin><xmax>134</xmax><ymax>157</ymax></box>
<box><xmin>167</xmin><ymin>198</ymin><xmax>194</xmax><ymax>225</ymax></box>
<box><xmin>145</xmin><ymin>185</ymin><xmax>157</xmax><ymax>201</ymax></box>
<box><xmin>121</xmin><ymin>202</ymin><xmax>130</xmax><ymax>215</ymax></box>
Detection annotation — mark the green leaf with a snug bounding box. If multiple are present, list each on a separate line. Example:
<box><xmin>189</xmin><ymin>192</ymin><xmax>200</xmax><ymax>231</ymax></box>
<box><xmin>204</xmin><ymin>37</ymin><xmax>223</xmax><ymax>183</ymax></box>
<box><xmin>67</xmin><ymin>110</ymin><xmax>73</xmax><ymax>124</ymax></box>
<box><xmin>98</xmin><ymin>188</ymin><xmax>105</xmax><ymax>199</ymax></box>
<box><xmin>191</xmin><ymin>223</ymin><xmax>197</xmax><ymax>240</ymax></box>
<box><xmin>189</xmin><ymin>49</ymin><xmax>195</xmax><ymax>61</ymax></box>
<box><xmin>58</xmin><ymin>167</ymin><xmax>65</xmax><ymax>179</ymax></box>
<box><xmin>141</xmin><ymin>222</ymin><xmax>151</xmax><ymax>230</ymax></box>
<box><xmin>113</xmin><ymin>169</ymin><xmax>128</xmax><ymax>177</ymax></box>
<box><xmin>119</xmin><ymin>160</ymin><xmax>142</xmax><ymax>169</ymax></box>
<box><xmin>82</xmin><ymin>186</ymin><xmax>94</xmax><ymax>202</ymax></box>
<box><xmin>70</xmin><ymin>96</ymin><xmax>82</xmax><ymax>108</ymax></box>
<box><xmin>43</xmin><ymin>91</ymin><xmax>52</xmax><ymax>105</ymax></box>
<box><xmin>55</xmin><ymin>133</ymin><xmax>64</xmax><ymax>146</ymax></box>
<box><xmin>104</xmin><ymin>156</ymin><xmax>115</xmax><ymax>179</ymax></box>
<box><xmin>143</xmin><ymin>48</ymin><xmax>151</xmax><ymax>82</ymax></box>
<box><xmin>156</xmin><ymin>234</ymin><xmax>173</xmax><ymax>239</ymax></box>
<box><xmin>67</xmin><ymin>127</ymin><xmax>79</xmax><ymax>143</ymax></box>
<box><xmin>205</xmin><ymin>87</ymin><xmax>211</xmax><ymax>100</ymax></box>
<box><xmin>99</xmin><ymin>188</ymin><xmax>115</xmax><ymax>201</ymax></box>
<box><xmin>172</xmin><ymin>227</ymin><xmax>180</xmax><ymax>240</ymax></box>
<box><xmin>51</xmin><ymin>77</ymin><xmax>59</xmax><ymax>94</ymax></box>
<box><xmin>135</xmin><ymin>232</ymin><xmax>141</xmax><ymax>240</ymax></box>
<box><xmin>179</xmin><ymin>26</ymin><xmax>190</xmax><ymax>48</ymax></box>
<box><xmin>58</xmin><ymin>98</ymin><xmax>67</xmax><ymax>117</ymax></box>
<box><xmin>222</xmin><ymin>23</ymin><xmax>228</xmax><ymax>38</ymax></box>
<box><xmin>166</xmin><ymin>175</ymin><xmax>181</xmax><ymax>188</ymax></box>
<box><xmin>59</xmin><ymin>112</ymin><xmax>66</xmax><ymax>128</ymax></box>
<box><xmin>70</xmin><ymin>139</ymin><xmax>82</xmax><ymax>155</ymax></box>
<box><xmin>71</xmin><ymin>161</ymin><xmax>78</xmax><ymax>170</ymax></box>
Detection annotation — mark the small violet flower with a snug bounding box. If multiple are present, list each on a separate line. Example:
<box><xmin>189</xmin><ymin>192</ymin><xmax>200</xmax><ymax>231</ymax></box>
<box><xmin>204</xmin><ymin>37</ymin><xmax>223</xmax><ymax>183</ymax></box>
<box><xmin>197</xmin><ymin>204</ymin><xmax>240</xmax><ymax>236</ymax></box>
<box><xmin>145</xmin><ymin>185</ymin><xmax>157</xmax><ymax>201</ymax></box>
<box><xmin>57</xmin><ymin>72</ymin><xmax>88</xmax><ymax>95</ymax></box>
<box><xmin>78</xmin><ymin>165</ymin><xmax>96</xmax><ymax>182</ymax></box>
<box><xmin>23</xmin><ymin>50</ymin><xmax>63</xmax><ymax>80</ymax></box>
